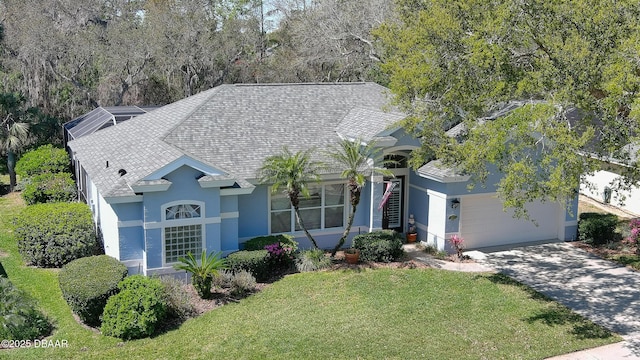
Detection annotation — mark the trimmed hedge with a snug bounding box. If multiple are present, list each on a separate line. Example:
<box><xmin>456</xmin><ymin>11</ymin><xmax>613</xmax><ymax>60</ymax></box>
<box><xmin>226</xmin><ymin>250</ymin><xmax>270</xmax><ymax>282</ymax></box>
<box><xmin>21</xmin><ymin>172</ymin><xmax>77</xmax><ymax>205</ymax></box>
<box><xmin>0</xmin><ymin>277</ymin><xmax>52</xmax><ymax>340</ymax></box>
<box><xmin>101</xmin><ymin>275</ymin><xmax>167</xmax><ymax>340</ymax></box>
<box><xmin>59</xmin><ymin>255</ymin><xmax>128</xmax><ymax>327</ymax></box>
<box><xmin>15</xmin><ymin>144</ymin><xmax>70</xmax><ymax>177</ymax></box>
<box><xmin>13</xmin><ymin>202</ymin><xmax>99</xmax><ymax>267</ymax></box>
<box><xmin>243</xmin><ymin>234</ymin><xmax>298</xmax><ymax>251</ymax></box>
<box><xmin>578</xmin><ymin>212</ymin><xmax>619</xmax><ymax>246</ymax></box>
<box><xmin>352</xmin><ymin>230</ymin><xmax>404</xmax><ymax>263</ymax></box>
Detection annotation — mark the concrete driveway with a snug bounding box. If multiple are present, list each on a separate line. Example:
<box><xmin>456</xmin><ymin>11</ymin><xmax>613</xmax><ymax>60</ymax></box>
<box><xmin>476</xmin><ymin>242</ymin><xmax>640</xmax><ymax>358</ymax></box>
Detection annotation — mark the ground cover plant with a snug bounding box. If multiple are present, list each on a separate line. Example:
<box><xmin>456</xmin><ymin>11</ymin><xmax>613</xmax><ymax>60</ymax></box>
<box><xmin>0</xmin><ymin>192</ymin><xmax>621</xmax><ymax>359</ymax></box>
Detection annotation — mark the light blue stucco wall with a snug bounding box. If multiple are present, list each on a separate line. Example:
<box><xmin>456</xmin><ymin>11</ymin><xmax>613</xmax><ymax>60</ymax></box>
<box><xmin>141</xmin><ymin>165</ymin><xmax>222</xmax><ymax>271</ymax></box>
<box><xmin>111</xmin><ymin>202</ymin><xmax>144</xmax><ymax>262</ymax></box>
<box><xmin>407</xmin><ymin>171</ymin><xmax>430</xmax><ymax>242</ymax></box>
<box><xmin>238</xmin><ymin>185</ymin><xmax>269</xmax><ymax>239</ymax></box>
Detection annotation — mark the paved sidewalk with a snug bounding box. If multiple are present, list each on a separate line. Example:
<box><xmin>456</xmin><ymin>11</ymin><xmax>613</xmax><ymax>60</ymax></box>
<box><xmin>477</xmin><ymin>242</ymin><xmax>640</xmax><ymax>360</ymax></box>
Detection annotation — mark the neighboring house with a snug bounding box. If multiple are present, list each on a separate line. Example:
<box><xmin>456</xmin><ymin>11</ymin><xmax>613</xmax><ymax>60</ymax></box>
<box><xmin>580</xmin><ymin>144</ymin><xmax>640</xmax><ymax>216</ymax></box>
<box><xmin>67</xmin><ymin>83</ymin><xmax>578</xmax><ymax>276</ymax></box>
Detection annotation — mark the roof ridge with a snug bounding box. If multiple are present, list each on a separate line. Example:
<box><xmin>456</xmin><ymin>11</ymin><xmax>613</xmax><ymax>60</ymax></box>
<box><xmin>233</xmin><ymin>82</ymin><xmax>368</xmax><ymax>87</ymax></box>
<box><xmin>159</xmin><ymin>85</ymin><xmax>227</xmax><ymax>143</ymax></box>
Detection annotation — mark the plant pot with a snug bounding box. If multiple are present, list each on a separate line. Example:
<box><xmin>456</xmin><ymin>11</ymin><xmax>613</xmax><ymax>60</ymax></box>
<box><xmin>406</xmin><ymin>233</ymin><xmax>417</xmax><ymax>243</ymax></box>
<box><xmin>344</xmin><ymin>249</ymin><xmax>360</xmax><ymax>264</ymax></box>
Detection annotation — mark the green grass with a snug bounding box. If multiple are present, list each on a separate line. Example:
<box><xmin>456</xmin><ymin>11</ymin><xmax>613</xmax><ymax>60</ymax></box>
<box><xmin>0</xmin><ymin>193</ymin><xmax>620</xmax><ymax>359</ymax></box>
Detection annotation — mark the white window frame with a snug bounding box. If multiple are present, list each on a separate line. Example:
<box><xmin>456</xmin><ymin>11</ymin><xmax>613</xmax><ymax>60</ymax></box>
<box><xmin>268</xmin><ymin>181</ymin><xmax>347</xmax><ymax>234</ymax></box>
<box><xmin>161</xmin><ymin>200</ymin><xmax>206</xmax><ymax>266</ymax></box>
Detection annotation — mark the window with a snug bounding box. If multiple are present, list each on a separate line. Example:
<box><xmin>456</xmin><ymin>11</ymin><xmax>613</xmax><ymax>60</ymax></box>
<box><xmin>162</xmin><ymin>202</ymin><xmax>204</xmax><ymax>264</ymax></box>
<box><xmin>270</xmin><ymin>183</ymin><xmax>345</xmax><ymax>233</ymax></box>
<box><xmin>165</xmin><ymin>224</ymin><xmax>202</xmax><ymax>263</ymax></box>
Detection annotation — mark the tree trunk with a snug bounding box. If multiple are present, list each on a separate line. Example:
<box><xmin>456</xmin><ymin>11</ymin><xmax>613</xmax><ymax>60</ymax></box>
<box><xmin>7</xmin><ymin>150</ymin><xmax>16</xmax><ymax>192</ymax></box>
<box><xmin>331</xmin><ymin>202</ymin><xmax>357</xmax><ymax>257</ymax></box>
<box><xmin>293</xmin><ymin>205</ymin><xmax>319</xmax><ymax>249</ymax></box>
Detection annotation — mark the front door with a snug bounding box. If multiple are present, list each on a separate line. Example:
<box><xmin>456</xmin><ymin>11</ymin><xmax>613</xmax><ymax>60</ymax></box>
<box><xmin>382</xmin><ymin>177</ymin><xmax>403</xmax><ymax>232</ymax></box>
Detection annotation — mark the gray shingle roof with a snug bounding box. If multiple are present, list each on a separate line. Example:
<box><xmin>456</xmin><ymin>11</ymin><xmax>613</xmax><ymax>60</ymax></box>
<box><xmin>335</xmin><ymin>107</ymin><xmax>405</xmax><ymax>141</ymax></box>
<box><xmin>68</xmin><ymin>82</ymin><xmax>400</xmax><ymax>198</ymax></box>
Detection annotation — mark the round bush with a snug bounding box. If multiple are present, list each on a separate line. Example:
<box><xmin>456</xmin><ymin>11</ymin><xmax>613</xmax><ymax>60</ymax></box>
<box><xmin>21</xmin><ymin>172</ymin><xmax>77</xmax><ymax>205</ymax></box>
<box><xmin>100</xmin><ymin>275</ymin><xmax>167</xmax><ymax>340</ymax></box>
<box><xmin>59</xmin><ymin>255</ymin><xmax>127</xmax><ymax>327</ymax></box>
<box><xmin>13</xmin><ymin>202</ymin><xmax>98</xmax><ymax>268</ymax></box>
<box><xmin>15</xmin><ymin>144</ymin><xmax>70</xmax><ymax>177</ymax></box>
<box><xmin>578</xmin><ymin>212</ymin><xmax>619</xmax><ymax>246</ymax></box>
<box><xmin>352</xmin><ymin>230</ymin><xmax>404</xmax><ymax>262</ymax></box>
<box><xmin>226</xmin><ymin>250</ymin><xmax>270</xmax><ymax>282</ymax></box>
<box><xmin>0</xmin><ymin>278</ymin><xmax>52</xmax><ymax>340</ymax></box>
<box><xmin>243</xmin><ymin>234</ymin><xmax>298</xmax><ymax>251</ymax></box>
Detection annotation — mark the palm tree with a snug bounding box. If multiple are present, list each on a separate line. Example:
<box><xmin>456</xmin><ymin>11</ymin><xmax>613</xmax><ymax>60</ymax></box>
<box><xmin>325</xmin><ymin>138</ymin><xmax>394</xmax><ymax>256</ymax></box>
<box><xmin>0</xmin><ymin>93</ymin><xmax>33</xmax><ymax>192</ymax></box>
<box><xmin>258</xmin><ymin>147</ymin><xmax>323</xmax><ymax>249</ymax></box>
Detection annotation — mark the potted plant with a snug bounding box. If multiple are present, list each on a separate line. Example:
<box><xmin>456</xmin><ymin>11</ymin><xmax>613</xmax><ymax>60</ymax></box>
<box><xmin>406</xmin><ymin>214</ymin><xmax>417</xmax><ymax>243</ymax></box>
<box><xmin>344</xmin><ymin>248</ymin><xmax>360</xmax><ymax>264</ymax></box>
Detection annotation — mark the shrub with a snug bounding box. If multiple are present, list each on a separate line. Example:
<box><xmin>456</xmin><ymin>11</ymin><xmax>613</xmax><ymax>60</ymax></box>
<box><xmin>226</xmin><ymin>250</ymin><xmax>270</xmax><ymax>282</ymax></box>
<box><xmin>578</xmin><ymin>213</ymin><xmax>619</xmax><ymax>246</ymax></box>
<box><xmin>21</xmin><ymin>172</ymin><xmax>77</xmax><ymax>205</ymax></box>
<box><xmin>15</xmin><ymin>144</ymin><xmax>70</xmax><ymax>177</ymax></box>
<box><xmin>13</xmin><ymin>202</ymin><xmax>98</xmax><ymax>267</ymax></box>
<box><xmin>212</xmin><ymin>270</ymin><xmax>234</xmax><ymax>289</ymax></box>
<box><xmin>265</xmin><ymin>242</ymin><xmax>295</xmax><ymax>271</ymax></box>
<box><xmin>173</xmin><ymin>250</ymin><xmax>227</xmax><ymax>299</ymax></box>
<box><xmin>352</xmin><ymin>230</ymin><xmax>404</xmax><ymax>262</ymax></box>
<box><xmin>295</xmin><ymin>248</ymin><xmax>332</xmax><ymax>272</ymax></box>
<box><xmin>243</xmin><ymin>234</ymin><xmax>298</xmax><ymax>252</ymax></box>
<box><xmin>158</xmin><ymin>276</ymin><xmax>196</xmax><ymax>320</ymax></box>
<box><xmin>58</xmin><ymin>255</ymin><xmax>128</xmax><ymax>327</ymax></box>
<box><xmin>101</xmin><ymin>275</ymin><xmax>167</xmax><ymax>340</ymax></box>
<box><xmin>229</xmin><ymin>270</ymin><xmax>257</xmax><ymax>297</ymax></box>
<box><xmin>0</xmin><ymin>278</ymin><xmax>52</xmax><ymax>340</ymax></box>
<box><xmin>624</xmin><ymin>218</ymin><xmax>640</xmax><ymax>254</ymax></box>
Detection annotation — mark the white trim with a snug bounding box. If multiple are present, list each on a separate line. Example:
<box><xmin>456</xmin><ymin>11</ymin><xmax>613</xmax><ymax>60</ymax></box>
<box><xmin>415</xmin><ymin>221</ymin><xmax>428</xmax><ymax>232</ymax></box>
<box><xmin>565</xmin><ymin>220</ymin><xmax>578</xmax><ymax>227</ymax></box>
<box><xmin>118</xmin><ymin>220</ymin><xmax>143</xmax><ymax>228</ymax></box>
<box><xmin>221</xmin><ymin>211</ymin><xmax>239</xmax><ymax>219</ymax></box>
<box><xmin>409</xmin><ymin>183</ymin><xmax>430</xmax><ymax>194</ymax></box>
<box><xmin>382</xmin><ymin>145</ymin><xmax>419</xmax><ymax>153</ymax></box>
<box><xmin>104</xmin><ymin>195</ymin><xmax>143</xmax><ymax>204</ymax></box>
<box><xmin>221</xmin><ymin>187</ymin><xmax>255</xmax><ymax>196</ymax></box>
<box><xmin>145</xmin><ymin>216</ymin><xmax>220</xmax><ymax>230</ymax></box>
<box><xmin>143</xmin><ymin>155</ymin><xmax>225</xmax><ymax>181</ymax></box>
<box><xmin>131</xmin><ymin>182</ymin><xmax>172</xmax><ymax>193</ymax></box>
<box><xmin>426</xmin><ymin>189</ymin><xmax>448</xmax><ymax>199</ymax></box>
<box><xmin>199</xmin><ymin>179</ymin><xmax>237</xmax><ymax>188</ymax></box>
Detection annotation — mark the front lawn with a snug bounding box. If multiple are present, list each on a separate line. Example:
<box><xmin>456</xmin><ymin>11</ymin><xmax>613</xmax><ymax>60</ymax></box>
<box><xmin>0</xmin><ymin>193</ymin><xmax>620</xmax><ymax>359</ymax></box>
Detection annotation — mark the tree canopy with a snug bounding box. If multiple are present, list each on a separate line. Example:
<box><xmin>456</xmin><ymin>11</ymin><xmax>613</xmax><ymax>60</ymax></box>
<box><xmin>375</xmin><ymin>0</ymin><xmax>640</xmax><ymax>215</ymax></box>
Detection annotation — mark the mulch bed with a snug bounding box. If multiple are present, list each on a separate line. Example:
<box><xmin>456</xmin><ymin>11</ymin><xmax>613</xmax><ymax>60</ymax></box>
<box><xmin>569</xmin><ymin>241</ymin><xmax>639</xmax><ymax>259</ymax></box>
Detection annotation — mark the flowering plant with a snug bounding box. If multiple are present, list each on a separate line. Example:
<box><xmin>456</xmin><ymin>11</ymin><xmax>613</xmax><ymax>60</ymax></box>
<box><xmin>265</xmin><ymin>242</ymin><xmax>295</xmax><ymax>269</ymax></box>
<box><xmin>449</xmin><ymin>234</ymin><xmax>464</xmax><ymax>259</ymax></box>
<box><xmin>624</xmin><ymin>219</ymin><xmax>640</xmax><ymax>255</ymax></box>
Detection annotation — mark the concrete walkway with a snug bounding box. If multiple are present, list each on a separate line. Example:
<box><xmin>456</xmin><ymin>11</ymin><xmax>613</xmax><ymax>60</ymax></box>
<box><xmin>475</xmin><ymin>242</ymin><xmax>640</xmax><ymax>360</ymax></box>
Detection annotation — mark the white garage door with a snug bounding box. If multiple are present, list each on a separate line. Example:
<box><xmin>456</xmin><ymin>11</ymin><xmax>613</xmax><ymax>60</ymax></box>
<box><xmin>460</xmin><ymin>195</ymin><xmax>560</xmax><ymax>249</ymax></box>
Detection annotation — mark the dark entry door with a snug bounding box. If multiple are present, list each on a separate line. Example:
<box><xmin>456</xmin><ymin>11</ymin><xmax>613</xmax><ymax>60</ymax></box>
<box><xmin>382</xmin><ymin>177</ymin><xmax>403</xmax><ymax>232</ymax></box>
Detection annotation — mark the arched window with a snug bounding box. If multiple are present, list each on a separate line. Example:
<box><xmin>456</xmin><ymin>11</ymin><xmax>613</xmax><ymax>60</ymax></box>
<box><xmin>162</xmin><ymin>202</ymin><xmax>204</xmax><ymax>264</ymax></box>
